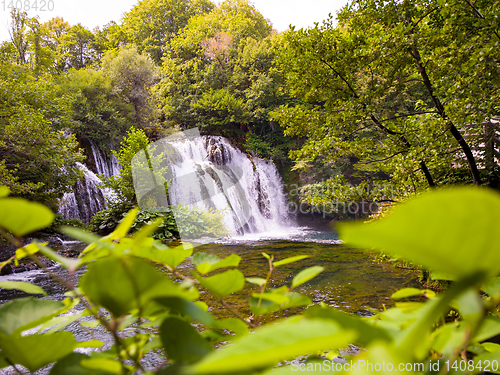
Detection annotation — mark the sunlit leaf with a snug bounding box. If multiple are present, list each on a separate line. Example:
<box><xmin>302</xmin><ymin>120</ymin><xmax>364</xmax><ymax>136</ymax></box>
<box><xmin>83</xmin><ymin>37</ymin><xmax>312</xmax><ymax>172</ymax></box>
<box><xmin>81</xmin><ymin>357</ymin><xmax>123</xmax><ymax>373</ymax></box>
<box><xmin>0</xmin><ymin>297</ymin><xmax>65</xmax><ymax>335</ymax></box>
<box><xmin>213</xmin><ymin>318</ymin><xmax>249</xmax><ymax>337</ymax></box>
<box><xmin>0</xmin><ymin>185</ymin><xmax>10</xmax><ymax>198</ymax></box>
<box><xmin>132</xmin><ymin>241</ymin><xmax>193</xmax><ymax>269</ymax></box>
<box><xmin>161</xmin><ymin>317</ymin><xmax>212</xmax><ymax>364</ymax></box>
<box><xmin>195</xmin><ymin>254</ymin><xmax>241</xmax><ymax>275</ymax></box>
<box><xmin>245</xmin><ymin>277</ymin><xmax>267</xmax><ymax>286</ymax></box>
<box><xmin>391</xmin><ymin>288</ymin><xmax>436</xmax><ymax>299</ymax></box>
<box><xmin>273</xmin><ymin>255</ymin><xmax>309</xmax><ymax>267</ymax></box>
<box><xmin>15</xmin><ymin>242</ymin><xmax>39</xmax><ymax>259</ymax></box>
<box><xmin>197</xmin><ymin>269</ymin><xmax>245</xmax><ymax>298</ymax></box>
<box><xmin>80</xmin><ymin>256</ymin><xmax>197</xmax><ymax>317</ymax></box>
<box><xmin>0</xmin><ymin>331</ymin><xmax>77</xmax><ymax>372</ymax></box>
<box><xmin>482</xmin><ymin>277</ymin><xmax>500</xmax><ymax>299</ymax></box>
<box><xmin>0</xmin><ymin>198</ymin><xmax>54</xmax><ymax>236</ymax></box>
<box><xmin>291</xmin><ymin>266</ymin><xmax>324</xmax><ymax>289</ymax></box>
<box><xmin>304</xmin><ymin>305</ymin><xmax>392</xmax><ymax>346</ymax></box>
<box><xmin>49</xmin><ymin>353</ymin><xmax>110</xmax><ymax>375</ymax></box>
<box><xmin>190</xmin><ymin>318</ymin><xmax>356</xmax><ymax>374</ymax></box>
<box><xmin>340</xmin><ymin>188</ymin><xmax>500</xmax><ymax>278</ymax></box>
<box><xmin>113</xmin><ymin>207</ymin><xmax>139</xmax><ymax>239</ymax></box>
<box><xmin>0</xmin><ymin>281</ymin><xmax>46</xmax><ymax>296</ymax></box>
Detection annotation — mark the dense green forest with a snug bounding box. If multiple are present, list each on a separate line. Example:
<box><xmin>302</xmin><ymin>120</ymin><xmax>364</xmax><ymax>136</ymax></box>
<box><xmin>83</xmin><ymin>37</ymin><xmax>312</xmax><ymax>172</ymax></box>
<box><xmin>1</xmin><ymin>0</ymin><xmax>500</xmax><ymax>373</ymax></box>
<box><xmin>1</xmin><ymin>0</ymin><xmax>499</xmax><ymax>218</ymax></box>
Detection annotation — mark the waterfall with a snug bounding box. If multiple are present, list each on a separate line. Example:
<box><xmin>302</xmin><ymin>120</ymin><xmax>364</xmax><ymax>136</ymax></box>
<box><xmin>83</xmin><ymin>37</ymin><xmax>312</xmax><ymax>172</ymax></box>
<box><xmin>58</xmin><ymin>141</ymin><xmax>120</xmax><ymax>223</ymax></box>
<box><xmin>135</xmin><ymin>135</ymin><xmax>293</xmax><ymax>236</ymax></box>
<box><xmin>89</xmin><ymin>141</ymin><xmax>120</xmax><ymax>177</ymax></box>
<box><xmin>58</xmin><ymin>163</ymin><xmax>107</xmax><ymax>223</ymax></box>
<box><xmin>59</xmin><ymin>134</ymin><xmax>292</xmax><ymax>233</ymax></box>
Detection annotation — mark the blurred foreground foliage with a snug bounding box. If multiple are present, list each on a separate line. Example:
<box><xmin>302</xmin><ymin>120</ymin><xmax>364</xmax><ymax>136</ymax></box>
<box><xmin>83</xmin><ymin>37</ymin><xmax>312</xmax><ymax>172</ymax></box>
<box><xmin>0</xmin><ymin>185</ymin><xmax>499</xmax><ymax>374</ymax></box>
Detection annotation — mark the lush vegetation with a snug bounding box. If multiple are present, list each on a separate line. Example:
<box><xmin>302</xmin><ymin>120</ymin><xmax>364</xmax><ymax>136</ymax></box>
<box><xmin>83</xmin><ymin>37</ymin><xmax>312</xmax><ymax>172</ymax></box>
<box><xmin>2</xmin><ymin>0</ymin><xmax>498</xmax><ymax>214</ymax></box>
<box><xmin>1</xmin><ymin>182</ymin><xmax>500</xmax><ymax>374</ymax></box>
<box><xmin>1</xmin><ymin>0</ymin><xmax>500</xmax><ymax>372</ymax></box>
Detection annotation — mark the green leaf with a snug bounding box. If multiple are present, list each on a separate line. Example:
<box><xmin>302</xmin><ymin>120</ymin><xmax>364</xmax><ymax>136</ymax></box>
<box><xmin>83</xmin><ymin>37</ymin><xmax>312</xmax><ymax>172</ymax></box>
<box><xmin>262</xmin><ymin>252</ymin><xmax>270</xmax><ymax>260</ymax></box>
<box><xmin>81</xmin><ymin>357</ymin><xmax>123</xmax><ymax>374</ymax></box>
<box><xmin>197</xmin><ymin>269</ymin><xmax>245</xmax><ymax>298</ymax></box>
<box><xmin>245</xmin><ymin>277</ymin><xmax>267</xmax><ymax>286</ymax></box>
<box><xmin>0</xmin><ymin>198</ymin><xmax>54</xmax><ymax>236</ymax></box>
<box><xmin>132</xmin><ymin>217</ymin><xmax>163</xmax><ymax>245</ymax></box>
<box><xmin>15</xmin><ymin>242</ymin><xmax>39</xmax><ymax>259</ymax></box>
<box><xmin>304</xmin><ymin>305</ymin><xmax>392</xmax><ymax>346</ymax></box>
<box><xmin>474</xmin><ymin>350</ymin><xmax>500</xmax><ymax>374</ymax></box>
<box><xmin>0</xmin><ymin>281</ymin><xmax>46</xmax><ymax>296</ymax></box>
<box><xmin>397</xmin><ymin>273</ymin><xmax>484</xmax><ymax>359</ymax></box>
<box><xmin>249</xmin><ymin>296</ymin><xmax>280</xmax><ymax>316</ymax></box>
<box><xmin>36</xmin><ymin>310</ymin><xmax>89</xmax><ymax>334</ymax></box>
<box><xmin>253</xmin><ymin>292</ymin><xmax>289</xmax><ymax>305</ymax></box>
<box><xmin>133</xmin><ymin>242</ymin><xmax>193</xmax><ymax>269</ymax></box>
<box><xmin>391</xmin><ymin>288</ymin><xmax>436</xmax><ymax>299</ymax></box>
<box><xmin>473</xmin><ymin>316</ymin><xmax>500</xmax><ymax>342</ymax></box>
<box><xmin>49</xmin><ymin>353</ymin><xmax>111</xmax><ymax>375</ymax></box>
<box><xmin>213</xmin><ymin>318</ymin><xmax>249</xmax><ymax>337</ymax></box>
<box><xmin>0</xmin><ymin>185</ymin><xmax>10</xmax><ymax>198</ymax></box>
<box><xmin>0</xmin><ymin>297</ymin><xmax>64</xmax><ymax>335</ymax></box>
<box><xmin>192</xmin><ymin>252</ymin><xmax>221</xmax><ymax>266</ymax></box>
<box><xmin>80</xmin><ymin>256</ymin><xmax>197</xmax><ymax>317</ymax></box>
<box><xmin>339</xmin><ymin>188</ymin><xmax>500</xmax><ymax>278</ymax></box>
<box><xmin>0</xmin><ymin>331</ymin><xmax>77</xmax><ymax>372</ymax></box>
<box><xmin>160</xmin><ymin>317</ymin><xmax>212</xmax><ymax>364</ymax></box>
<box><xmin>291</xmin><ymin>266</ymin><xmax>324</xmax><ymax>289</ymax></box>
<box><xmin>80</xmin><ymin>320</ymin><xmax>101</xmax><ymax>329</ymax></box>
<box><xmin>482</xmin><ymin>277</ymin><xmax>500</xmax><ymax>299</ymax></box>
<box><xmin>154</xmin><ymin>297</ymin><xmax>215</xmax><ymax>326</ymax></box>
<box><xmin>113</xmin><ymin>207</ymin><xmax>139</xmax><ymax>238</ymax></box>
<box><xmin>273</xmin><ymin>255</ymin><xmax>309</xmax><ymax>267</ymax></box>
<box><xmin>190</xmin><ymin>318</ymin><xmax>356</xmax><ymax>374</ymax></box>
<box><xmin>195</xmin><ymin>254</ymin><xmax>241</xmax><ymax>275</ymax></box>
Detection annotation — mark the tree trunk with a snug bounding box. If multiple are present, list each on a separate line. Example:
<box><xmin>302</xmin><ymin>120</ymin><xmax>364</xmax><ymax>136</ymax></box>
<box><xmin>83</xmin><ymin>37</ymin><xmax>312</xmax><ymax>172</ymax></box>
<box><xmin>410</xmin><ymin>47</ymin><xmax>482</xmax><ymax>185</ymax></box>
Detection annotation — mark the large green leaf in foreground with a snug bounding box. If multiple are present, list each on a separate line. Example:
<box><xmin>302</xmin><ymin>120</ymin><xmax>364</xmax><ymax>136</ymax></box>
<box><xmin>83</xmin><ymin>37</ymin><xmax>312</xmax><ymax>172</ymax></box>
<box><xmin>0</xmin><ymin>198</ymin><xmax>54</xmax><ymax>236</ymax></box>
<box><xmin>339</xmin><ymin>187</ymin><xmax>500</xmax><ymax>279</ymax></box>
<box><xmin>190</xmin><ymin>319</ymin><xmax>356</xmax><ymax>374</ymax></box>
<box><xmin>80</xmin><ymin>256</ymin><xmax>197</xmax><ymax>317</ymax></box>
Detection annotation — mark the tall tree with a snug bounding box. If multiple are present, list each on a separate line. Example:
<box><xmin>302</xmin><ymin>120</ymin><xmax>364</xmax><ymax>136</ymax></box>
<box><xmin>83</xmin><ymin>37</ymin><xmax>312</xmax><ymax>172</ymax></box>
<box><xmin>274</xmin><ymin>0</ymin><xmax>500</xmax><ymax>195</ymax></box>
<box><xmin>58</xmin><ymin>68</ymin><xmax>136</xmax><ymax>151</ymax></box>
<box><xmin>0</xmin><ymin>63</ymin><xmax>83</xmax><ymax>208</ymax></box>
<box><xmin>102</xmin><ymin>46</ymin><xmax>160</xmax><ymax>129</ymax></box>
<box><xmin>156</xmin><ymin>0</ymin><xmax>284</xmax><ymax>145</ymax></box>
<box><xmin>59</xmin><ymin>24</ymin><xmax>97</xmax><ymax>69</ymax></box>
<box><xmin>42</xmin><ymin>17</ymin><xmax>71</xmax><ymax>72</ymax></box>
<box><xmin>9</xmin><ymin>9</ymin><xmax>29</xmax><ymax>65</ymax></box>
<box><xmin>122</xmin><ymin>0</ymin><xmax>214</xmax><ymax>64</ymax></box>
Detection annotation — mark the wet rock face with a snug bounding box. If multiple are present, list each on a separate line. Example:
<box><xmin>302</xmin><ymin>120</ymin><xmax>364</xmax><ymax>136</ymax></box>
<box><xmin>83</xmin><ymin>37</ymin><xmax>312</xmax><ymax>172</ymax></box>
<box><xmin>73</xmin><ymin>178</ymin><xmax>106</xmax><ymax>224</ymax></box>
<box><xmin>205</xmin><ymin>137</ymin><xmax>231</xmax><ymax>165</ymax></box>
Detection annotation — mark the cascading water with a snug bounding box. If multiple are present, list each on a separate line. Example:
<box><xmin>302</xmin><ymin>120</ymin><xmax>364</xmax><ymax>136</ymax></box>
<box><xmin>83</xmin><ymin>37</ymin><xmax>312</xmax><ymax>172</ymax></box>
<box><xmin>135</xmin><ymin>135</ymin><xmax>293</xmax><ymax>236</ymax></box>
<box><xmin>89</xmin><ymin>140</ymin><xmax>120</xmax><ymax>178</ymax></box>
<box><xmin>58</xmin><ymin>142</ymin><xmax>119</xmax><ymax>223</ymax></box>
<box><xmin>58</xmin><ymin>162</ymin><xmax>107</xmax><ymax>223</ymax></box>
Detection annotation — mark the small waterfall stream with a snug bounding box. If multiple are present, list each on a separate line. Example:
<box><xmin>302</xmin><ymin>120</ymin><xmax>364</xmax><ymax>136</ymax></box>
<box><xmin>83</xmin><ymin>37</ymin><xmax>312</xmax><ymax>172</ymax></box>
<box><xmin>58</xmin><ymin>163</ymin><xmax>108</xmax><ymax>223</ymax></box>
<box><xmin>89</xmin><ymin>141</ymin><xmax>120</xmax><ymax>178</ymax></box>
<box><xmin>58</xmin><ymin>141</ymin><xmax>119</xmax><ymax>223</ymax></box>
